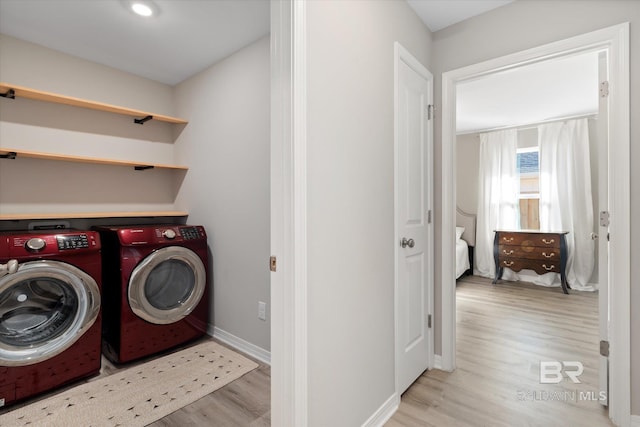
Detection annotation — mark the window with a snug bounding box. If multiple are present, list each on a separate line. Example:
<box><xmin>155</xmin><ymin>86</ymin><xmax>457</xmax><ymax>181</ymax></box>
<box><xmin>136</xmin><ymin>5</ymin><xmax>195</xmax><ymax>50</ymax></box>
<box><xmin>517</xmin><ymin>147</ymin><xmax>540</xmax><ymax>229</ymax></box>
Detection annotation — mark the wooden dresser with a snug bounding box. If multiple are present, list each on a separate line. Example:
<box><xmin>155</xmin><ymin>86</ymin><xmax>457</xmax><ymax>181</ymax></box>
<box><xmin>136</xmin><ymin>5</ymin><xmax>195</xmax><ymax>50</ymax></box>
<box><xmin>493</xmin><ymin>230</ymin><xmax>570</xmax><ymax>294</ymax></box>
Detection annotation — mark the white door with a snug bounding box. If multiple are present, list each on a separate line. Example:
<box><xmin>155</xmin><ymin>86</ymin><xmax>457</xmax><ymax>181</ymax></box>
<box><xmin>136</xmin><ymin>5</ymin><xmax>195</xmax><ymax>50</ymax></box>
<box><xmin>394</xmin><ymin>43</ymin><xmax>434</xmax><ymax>395</ymax></box>
<box><xmin>596</xmin><ymin>50</ymin><xmax>609</xmax><ymax>406</ymax></box>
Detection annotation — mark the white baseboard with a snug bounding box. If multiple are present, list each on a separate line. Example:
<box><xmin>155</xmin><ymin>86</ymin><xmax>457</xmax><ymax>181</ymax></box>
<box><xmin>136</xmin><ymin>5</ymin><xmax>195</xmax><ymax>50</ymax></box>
<box><xmin>631</xmin><ymin>414</ymin><xmax>640</xmax><ymax>427</ymax></box>
<box><xmin>210</xmin><ymin>326</ymin><xmax>271</xmax><ymax>365</ymax></box>
<box><xmin>361</xmin><ymin>393</ymin><xmax>399</xmax><ymax>427</ymax></box>
<box><xmin>433</xmin><ymin>354</ymin><xmax>443</xmax><ymax>370</ymax></box>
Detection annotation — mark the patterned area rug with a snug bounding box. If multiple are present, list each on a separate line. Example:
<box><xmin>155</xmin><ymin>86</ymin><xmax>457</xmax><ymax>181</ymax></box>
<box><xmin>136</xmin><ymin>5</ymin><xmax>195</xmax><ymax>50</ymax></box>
<box><xmin>0</xmin><ymin>341</ymin><xmax>258</xmax><ymax>427</ymax></box>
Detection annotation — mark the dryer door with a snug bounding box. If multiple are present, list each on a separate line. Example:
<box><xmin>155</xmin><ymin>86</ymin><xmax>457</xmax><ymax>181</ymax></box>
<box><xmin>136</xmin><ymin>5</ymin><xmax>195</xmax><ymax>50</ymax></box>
<box><xmin>0</xmin><ymin>260</ymin><xmax>100</xmax><ymax>366</ymax></box>
<box><xmin>128</xmin><ymin>246</ymin><xmax>206</xmax><ymax>325</ymax></box>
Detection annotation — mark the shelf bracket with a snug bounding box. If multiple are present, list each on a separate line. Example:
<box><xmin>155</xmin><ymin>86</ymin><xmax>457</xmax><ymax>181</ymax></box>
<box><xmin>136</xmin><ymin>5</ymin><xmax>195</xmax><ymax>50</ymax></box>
<box><xmin>134</xmin><ymin>165</ymin><xmax>154</xmax><ymax>171</ymax></box>
<box><xmin>0</xmin><ymin>152</ymin><xmax>17</xmax><ymax>159</ymax></box>
<box><xmin>0</xmin><ymin>88</ymin><xmax>16</xmax><ymax>99</ymax></box>
<box><xmin>134</xmin><ymin>115</ymin><xmax>153</xmax><ymax>125</ymax></box>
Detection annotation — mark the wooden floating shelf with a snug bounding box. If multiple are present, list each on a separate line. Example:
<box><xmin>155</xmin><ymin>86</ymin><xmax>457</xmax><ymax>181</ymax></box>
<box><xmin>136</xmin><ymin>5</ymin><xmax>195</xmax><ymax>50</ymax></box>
<box><xmin>0</xmin><ymin>211</ymin><xmax>189</xmax><ymax>221</ymax></box>
<box><xmin>0</xmin><ymin>148</ymin><xmax>188</xmax><ymax>171</ymax></box>
<box><xmin>0</xmin><ymin>82</ymin><xmax>188</xmax><ymax>125</ymax></box>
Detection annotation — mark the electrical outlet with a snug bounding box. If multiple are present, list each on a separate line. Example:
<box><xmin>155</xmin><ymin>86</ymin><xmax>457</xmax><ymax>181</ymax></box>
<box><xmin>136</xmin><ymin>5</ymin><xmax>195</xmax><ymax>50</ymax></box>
<box><xmin>258</xmin><ymin>301</ymin><xmax>267</xmax><ymax>321</ymax></box>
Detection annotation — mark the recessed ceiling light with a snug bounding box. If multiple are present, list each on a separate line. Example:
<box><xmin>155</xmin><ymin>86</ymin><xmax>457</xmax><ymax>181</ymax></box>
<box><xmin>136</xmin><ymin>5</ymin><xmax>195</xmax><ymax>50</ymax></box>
<box><xmin>131</xmin><ymin>2</ymin><xmax>153</xmax><ymax>17</ymax></box>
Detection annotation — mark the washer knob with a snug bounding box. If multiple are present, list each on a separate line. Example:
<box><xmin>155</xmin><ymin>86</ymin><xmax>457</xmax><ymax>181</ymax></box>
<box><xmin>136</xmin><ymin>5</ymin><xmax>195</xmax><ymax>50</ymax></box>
<box><xmin>26</xmin><ymin>238</ymin><xmax>46</xmax><ymax>251</ymax></box>
<box><xmin>163</xmin><ymin>229</ymin><xmax>176</xmax><ymax>240</ymax></box>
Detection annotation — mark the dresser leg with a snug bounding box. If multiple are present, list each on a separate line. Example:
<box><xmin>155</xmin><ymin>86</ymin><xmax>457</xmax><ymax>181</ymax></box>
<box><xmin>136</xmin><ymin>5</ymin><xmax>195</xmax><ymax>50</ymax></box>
<box><xmin>559</xmin><ymin>234</ymin><xmax>569</xmax><ymax>294</ymax></box>
<box><xmin>493</xmin><ymin>267</ymin><xmax>503</xmax><ymax>284</ymax></box>
<box><xmin>560</xmin><ymin>272</ymin><xmax>569</xmax><ymax>294</ymax></box>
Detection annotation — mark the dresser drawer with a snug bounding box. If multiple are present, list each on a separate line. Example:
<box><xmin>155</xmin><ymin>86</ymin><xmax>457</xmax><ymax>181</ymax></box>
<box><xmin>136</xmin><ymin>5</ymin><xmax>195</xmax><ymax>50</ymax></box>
<box><xmin>498</xmin><ymin>245</ymin><xmax>560</xmax><ymax>262</ymax></box>
<box><xmin>498</xmin><ymin>258</ymin><xmax>561</xmax><ymax>274</ymax></box>
<box><xmin>498</xmin><ymin>232</ymin><xmax>561</xmax><ymax>249</ymax></box>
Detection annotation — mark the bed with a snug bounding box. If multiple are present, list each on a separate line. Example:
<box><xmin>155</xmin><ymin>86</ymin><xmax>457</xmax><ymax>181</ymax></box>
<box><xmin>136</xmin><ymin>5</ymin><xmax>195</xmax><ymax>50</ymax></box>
<box><xmin>456</xmin><ymin>207</ymin><xmax>476</xmax><ymax>279</ymax></box>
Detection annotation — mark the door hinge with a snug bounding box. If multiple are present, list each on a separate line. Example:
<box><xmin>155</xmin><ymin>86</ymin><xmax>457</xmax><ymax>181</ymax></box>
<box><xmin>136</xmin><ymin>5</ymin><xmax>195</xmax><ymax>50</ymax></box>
<box><xmin>600</xmin><ymin>340</ymin><xmax>609</xmax><ymax>357</ymax></box>
<box><xmin>599</xmin><ymin>211</ymin><xmax>610</xmax><ymax>227</ymax></box>
<box><xmin>599</xmin><ymin>81</ymin><xmax>609</xmax><ymax>98</ymax></box>
<box><xmin>427</xmin><ymin>314</ymin><xmax>432</xmax><ymax>328</ymax></box>
<box><xmin>427</xmin><ymin>104</ymin><xmax>434</xmax><ymax>120</ymax></box>
<box><xmin>270</xmin><ymin>256</ymin><xmax>277</xmax><ymax>272</ymax></box>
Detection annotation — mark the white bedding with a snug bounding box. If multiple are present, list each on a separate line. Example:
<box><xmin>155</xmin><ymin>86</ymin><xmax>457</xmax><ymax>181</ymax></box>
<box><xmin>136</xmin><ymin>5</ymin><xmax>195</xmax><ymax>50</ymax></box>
<box><xmin>456</xmin><ymin>238</ymin><xmax>470</xmax><ymax>279</ymax></box>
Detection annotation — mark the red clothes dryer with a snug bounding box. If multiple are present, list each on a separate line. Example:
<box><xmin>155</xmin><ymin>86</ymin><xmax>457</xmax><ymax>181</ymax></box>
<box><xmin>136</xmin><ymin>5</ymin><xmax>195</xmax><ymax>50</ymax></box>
<box><xmin>94</xmin><ymin>225</ymin><xmax>209</xmax><ymax>364</ymax></box>
<box><xmin>0</xmin><ymin>230</ymin><xmax>102</xmax><ymax>407</ymax></box>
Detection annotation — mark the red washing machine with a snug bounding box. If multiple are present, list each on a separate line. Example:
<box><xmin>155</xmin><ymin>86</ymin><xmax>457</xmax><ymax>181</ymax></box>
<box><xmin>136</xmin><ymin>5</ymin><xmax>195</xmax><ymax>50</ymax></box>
<box><xmin>94</xmin><ymin>225</ymin><xmax>209</xmax><ymax>364</ymax></box>
<box><xmin>0</xmin><ymin>230</ymin><xmax>102</xmax><ymax>407</ymax></box>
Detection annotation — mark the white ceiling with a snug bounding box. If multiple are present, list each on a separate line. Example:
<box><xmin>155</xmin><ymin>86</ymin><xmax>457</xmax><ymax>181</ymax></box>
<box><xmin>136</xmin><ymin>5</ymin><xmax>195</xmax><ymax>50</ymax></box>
<box><xmin>0</xmin><ymin>0</ymin><xmax>515</xmax><ymax>86</ymax></box>
<box><xmin>407</xmin><ymin>0</ymin><xmax>514</xmax><ymax>32</ymax></box>
<box><xmin>456</xmin><ymin>51</ymin><xmax>600</xmax><ymax>134</ymax></box>
<box><xmin>0</xmin><ymin>0</ymin><xmax>270</xmax><ymax>85</ymax></box>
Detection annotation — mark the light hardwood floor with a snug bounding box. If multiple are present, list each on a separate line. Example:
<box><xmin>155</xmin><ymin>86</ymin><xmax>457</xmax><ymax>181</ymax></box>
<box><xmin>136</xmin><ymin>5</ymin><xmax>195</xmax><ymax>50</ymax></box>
<box><xmin>387</xmin><ymin>275</ymin><xmax>612</xmax><ymax>427</ymax></box>
<box><xmin>148</xmin><ymin>338</ymin><xmax>271</xmax><ymax>426</ymax></box>
<box><xmin>3</xmin><ymin>277</ymin><xmax>612</xmax><ymax>426</ymax></box>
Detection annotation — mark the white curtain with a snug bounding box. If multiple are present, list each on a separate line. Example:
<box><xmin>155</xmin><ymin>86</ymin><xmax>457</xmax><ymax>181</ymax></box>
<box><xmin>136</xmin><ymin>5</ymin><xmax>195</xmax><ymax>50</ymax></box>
<box><xmin>475</xmin><ymin>129</ymin><xmax>520</xmax><ymax>279</ymax></box>
<box><xmin>538</xmin><ymin>118</ymin><xmax>595</xmax><ymax>290</ymax></box>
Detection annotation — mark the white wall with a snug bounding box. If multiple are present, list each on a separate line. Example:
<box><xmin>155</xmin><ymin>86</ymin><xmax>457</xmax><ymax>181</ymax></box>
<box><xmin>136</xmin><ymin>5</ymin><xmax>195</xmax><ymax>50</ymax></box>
<box><xmin>306</xmin><ymin>1</ymin><xmax>431</xmax><ymax>425</ymax></box>
<box><xmin>174</xmin><ymin>36</ymin><xmax>271</xmax><ymax>352</ymax></box>
<box><xmin>455</xmin><ymin>133</ymin><xmax>479</xmax><ymax>215</ymax></box>
<box><xmin>0</xmin><ymin>34</ymin><xmax>180</xmax><ymax>216</ymax></box>
<box><xmin>0</xmin><ymin>34</ymin><xmax>174</xmax><ymax>116</ymax></box>
<box><xmin>431</xmin><ymin>0</ymin><xmax>640</xmax><ymax>414</ymax></box>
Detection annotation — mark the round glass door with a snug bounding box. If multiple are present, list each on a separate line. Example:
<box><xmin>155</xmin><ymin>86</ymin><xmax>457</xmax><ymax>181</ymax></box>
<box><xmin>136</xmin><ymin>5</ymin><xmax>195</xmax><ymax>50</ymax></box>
<box><xmin>128</xmin><ymin>246</ymin><xmax>206</xmax><ymax>325</ymax></box>
<box><xmin>0</xmin><ymin>260</ymin><xmax>100</xmax><ymax>366</ymax></box>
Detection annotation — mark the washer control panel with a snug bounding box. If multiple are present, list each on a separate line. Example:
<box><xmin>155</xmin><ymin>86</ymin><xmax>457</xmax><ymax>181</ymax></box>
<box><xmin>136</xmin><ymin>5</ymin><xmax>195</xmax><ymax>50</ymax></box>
<box><xmin>56</xmin><ymin>234</ymin><xmax>90</xmax><ymax>250</ymax></box>
<box><xmin>179</xmin><ymin>227</ymin><xmax>202</xmax><ymax>240</ymax></box>
<box><xmin>1</xmin><ymin>231</ymin><xmax>100</xmax><ymax>257</ymax></box>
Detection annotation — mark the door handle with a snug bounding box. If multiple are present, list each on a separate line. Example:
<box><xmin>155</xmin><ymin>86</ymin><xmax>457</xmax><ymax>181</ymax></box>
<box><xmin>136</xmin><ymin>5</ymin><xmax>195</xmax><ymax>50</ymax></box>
<box><xmin>401</xmin><ymin>237</ymin><xmax>415</xmax><ymax>248</ymax></box>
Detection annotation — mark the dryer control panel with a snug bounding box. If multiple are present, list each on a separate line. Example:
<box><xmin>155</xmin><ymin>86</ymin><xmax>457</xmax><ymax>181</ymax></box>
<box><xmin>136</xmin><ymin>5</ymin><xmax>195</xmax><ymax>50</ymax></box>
<box><xmin>105</xmin><ymin>225</ymin><xmax>207</xmax><ymax>246</ymax></box>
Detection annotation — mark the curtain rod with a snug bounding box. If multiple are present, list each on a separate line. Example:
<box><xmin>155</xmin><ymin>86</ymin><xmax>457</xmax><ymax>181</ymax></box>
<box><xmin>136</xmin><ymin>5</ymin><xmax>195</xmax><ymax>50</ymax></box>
<box><xmin>456</xmin><ymin>112</ymin><xmax>598</xmax><ymax>136</ymax></box>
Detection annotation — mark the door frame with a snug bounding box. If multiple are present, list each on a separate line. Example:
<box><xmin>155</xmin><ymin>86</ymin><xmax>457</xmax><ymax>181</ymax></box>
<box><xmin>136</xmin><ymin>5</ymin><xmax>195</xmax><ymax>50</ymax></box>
<box><xmin>270</xmin><ymin>0</ymin><xmax>308</xmax><ymax>425</ymax></box>
<box><xmin>394</xmin><ymin>42</ymin><xmax>435</xmax><ymax>396</ymax></box>
<box><xmin>440</xmin><ymin>23</ymin><xmax>630</xmax><ymax>426</ymax></box>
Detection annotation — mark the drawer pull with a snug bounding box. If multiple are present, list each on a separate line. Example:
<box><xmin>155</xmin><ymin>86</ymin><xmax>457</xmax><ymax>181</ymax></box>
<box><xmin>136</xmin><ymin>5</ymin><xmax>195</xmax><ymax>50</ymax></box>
<box><xmin>503</xmin><ymin>261</ymin><xmax>514</xmax><ymax>267</ymax></box>
<box><xmin>502</xmin><ymin>237</ymin><xmax>514</xmax><ymax>243</ymax></box>
<box><xmin>542</xmin><ymin>264</ymin><xmax>555</xmax><ymax>271</ymax></box>
<box><xmin>503</xmin><ymin>249</ymin><xmax>514</xmax><ymax>255</ymax></box>
<box><xmin>541</xmin><ymin>238</ymin><xmax>555</xmax><ymax>245</ymax></box>
<box><xmin>542</xmin><ymin>252</ymin><xmax>555</xmax><ymax>258</ymax></box>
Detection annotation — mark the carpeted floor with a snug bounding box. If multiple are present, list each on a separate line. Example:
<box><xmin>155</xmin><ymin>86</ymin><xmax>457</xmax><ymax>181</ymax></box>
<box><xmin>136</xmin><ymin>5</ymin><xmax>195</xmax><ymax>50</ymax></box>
<box><xmin>0</xmin><ymin>341</ymin><xmax>258</xmax><ymax>427</ymax></box>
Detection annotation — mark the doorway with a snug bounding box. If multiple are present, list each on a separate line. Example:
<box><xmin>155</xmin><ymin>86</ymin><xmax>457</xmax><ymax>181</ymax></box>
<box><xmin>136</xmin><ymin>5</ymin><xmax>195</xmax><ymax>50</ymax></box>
<box><xmin>440</xmin><ymin>23</ymin><xmax>630</xmax><ymax>426</ymax></box>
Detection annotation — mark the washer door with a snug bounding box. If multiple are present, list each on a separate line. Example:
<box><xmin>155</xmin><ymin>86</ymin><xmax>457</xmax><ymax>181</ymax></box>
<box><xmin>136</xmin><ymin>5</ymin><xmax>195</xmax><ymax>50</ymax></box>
<box><xmin>0</xmin><ymin>260</ymin><xmax>100</xmax><ymax>367</ymax></box>
<box><xmin>128</xmin><ymin>246</ymin><xmax>206</xmax><ymax>325</ymax></box>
